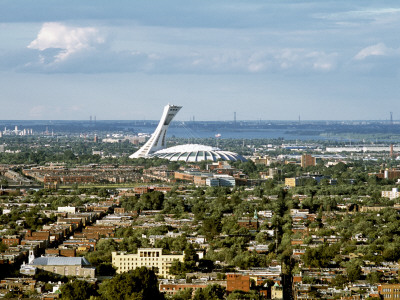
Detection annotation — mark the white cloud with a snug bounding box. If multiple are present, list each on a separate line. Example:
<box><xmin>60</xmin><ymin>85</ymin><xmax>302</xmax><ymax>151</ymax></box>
<box><xmin>307</xmin><ymin>51</ymin><xmax>337</xmax><ymax>71</ymax></box>
<box><xmin>22</xmin><ymin>22</ymin><xmax>338</xmax><ymax>74</ymax></box>
<box><xmin>27</xmin><ymin>22</ymin><xmax>105</xmax><ymax>62</ymax></box>
<box><xmin>355</xmin><ymin>43</ymin><xmax>388</xmax><ymax>60</ymax></box>
<box><xmin>315</xmin><ymin>8</ymin><xmax>400</xmax><ymax>22</ymax></box>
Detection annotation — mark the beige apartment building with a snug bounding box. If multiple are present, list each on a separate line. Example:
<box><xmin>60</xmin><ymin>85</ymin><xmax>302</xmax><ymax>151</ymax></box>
<box><xmin>285</xmin><ymin>177</ymin><xmax>299</xmax><ymax>187</ymax></box>
<box><xmin>112</xmin><ymin>248</ymin><xmax>184</xmax><ymax>279</ymax></box>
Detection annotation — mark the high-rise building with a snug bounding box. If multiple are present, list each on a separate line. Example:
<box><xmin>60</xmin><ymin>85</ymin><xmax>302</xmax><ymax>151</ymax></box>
<box><xmin>301</xmin><ymin>154</ymin><xmax>316</xmax><ymax>168</ymax></box>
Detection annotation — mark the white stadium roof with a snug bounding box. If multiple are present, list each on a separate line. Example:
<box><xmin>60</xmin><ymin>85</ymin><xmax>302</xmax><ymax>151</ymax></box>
<box><xmin>149</xmin><ymin>144</ymin><xmax>246</xmax><ymax>162</ymax></box>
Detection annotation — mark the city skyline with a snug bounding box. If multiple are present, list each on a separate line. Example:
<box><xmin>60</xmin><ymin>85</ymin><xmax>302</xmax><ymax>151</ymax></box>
<box><xmin>1</xmin><ymin>1</ymin><xmax>400</xmax><ymax>121</ymax></box>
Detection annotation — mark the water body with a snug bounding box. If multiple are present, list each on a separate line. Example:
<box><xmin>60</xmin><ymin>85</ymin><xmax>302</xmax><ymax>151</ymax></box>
<box><xmin>0</xmin><ymin>120</ymin><xmax>396</xmax><ymax>142</ymax></box>
<box><xmin>161</xmin><ymin>127</ymin><xmax>320</xmax><ymax>140</ymax></box>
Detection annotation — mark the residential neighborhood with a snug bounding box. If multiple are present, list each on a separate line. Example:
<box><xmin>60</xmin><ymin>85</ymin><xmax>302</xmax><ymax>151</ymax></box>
<box><xmin>1</xmin><ymin>131</ymin><xmax>400</xmax><ymax>299</ymax></box>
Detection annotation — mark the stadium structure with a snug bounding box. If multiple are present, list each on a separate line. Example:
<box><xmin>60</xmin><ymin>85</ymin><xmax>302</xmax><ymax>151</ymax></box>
<box><xmin>130</xmin><ymin>104</ymin><xmax>246</xmax><ymax>162</ymax></box>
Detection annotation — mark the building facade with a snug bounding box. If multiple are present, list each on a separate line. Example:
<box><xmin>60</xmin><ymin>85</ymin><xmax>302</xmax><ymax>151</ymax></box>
<box><xmin>378</xmin><ymin>284</ymin><xmax>400</xmax><ymax>299</ymax></box>
<box><xmin>21</xmin><ymin>255</ymin><xmax>95</xmax><ymax>278</ymax></box>
<box><xmin>381</xmin><ymin>188</ymin><xmax>400</xmax><ymax>200</ymax></box>
<box><xmin>112</xmin><ymin>248</ymin><xmax>184</xmax><ymax>279</ymax></box>
<box><xmin>301</xmin><ymin>154</ymin><xmax>316</xmax><ymax>168</ymax></box>
<box><xmin>226</xmin><ymin>273</ymin><xmax>250</xmax><ymax>293</ymax></box>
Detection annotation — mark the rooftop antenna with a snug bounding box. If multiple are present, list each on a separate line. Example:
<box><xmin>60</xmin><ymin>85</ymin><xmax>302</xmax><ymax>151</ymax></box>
<box><xmin>390</xmin><ymin>112</ymin><xmax>393</xmax><ymax>125</ymax></box>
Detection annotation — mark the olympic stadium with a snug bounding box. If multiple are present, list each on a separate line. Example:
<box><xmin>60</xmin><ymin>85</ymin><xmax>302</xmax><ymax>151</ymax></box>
<box><xmin>148</xmin><ymin>144</ymin><xmax>246</xmax><ymax>162</ymax></box>
<box><xmin>130</xmin><ymin>104</ymin><xmax>246</xmax><ymax>162</ymax></box>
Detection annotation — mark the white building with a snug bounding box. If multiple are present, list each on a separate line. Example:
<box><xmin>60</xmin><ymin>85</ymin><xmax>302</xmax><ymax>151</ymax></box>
<box><xmin>112</xmin><ymin>248</ymin><xmax>184</xmax><ymax>279</ymax></box>
<box><xmin>58</xmin><ymin>206</ymin><xmax>76</xmax><ymax>214</ymax></box>
<box><xmin>381</xmin><ymin>188</ymin><xmax>400</xmax><ymax>200</ymax></box>
<box><xmin>206</xmin><ymin>175</ymin><xmax>236</xmax><ymax>187</ymax></box>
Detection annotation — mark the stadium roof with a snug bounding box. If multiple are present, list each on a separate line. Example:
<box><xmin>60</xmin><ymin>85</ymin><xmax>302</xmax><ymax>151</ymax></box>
<box><xmin>149</xmin><ymin>144</ymin><xmax>246</xmax><ymax>162</ymax></box>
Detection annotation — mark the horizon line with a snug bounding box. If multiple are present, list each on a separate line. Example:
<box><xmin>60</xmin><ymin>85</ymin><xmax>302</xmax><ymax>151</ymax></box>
<box><xmin>0</xmin><ymin>119</ymin><xmax>396</xmax><ymax>123</ymax></box>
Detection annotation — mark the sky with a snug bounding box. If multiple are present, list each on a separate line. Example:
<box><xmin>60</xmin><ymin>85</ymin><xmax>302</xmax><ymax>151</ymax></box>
<box><xmin>1</xmin><ymin>0</ymin><xmax>400</xmax><ymax>121</ymax></box>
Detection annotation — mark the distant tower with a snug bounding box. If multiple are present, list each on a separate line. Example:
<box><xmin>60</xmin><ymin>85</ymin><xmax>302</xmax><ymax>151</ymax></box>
<box><xmin>94</xmin><ymin>135</ymin><xmax>98</xmax><ymax>143</ymax></box>
<box><xmin>390</xmin><ymin>112</ymin><xmax>393</xmax><ymax>125</ymax></box>
<box><xmin>390</xmin><ymin>144</ymin><xmax>394</xmax><ymax>158</ymax></box>
<box><xmin>298</xmin><ymin>115</ymin><xmax>301</xmax><ymax>124</ymax></box>
<box><xmin>130</xmin><ymin>104</ymin><xmax>182</xmax><ymax>158</ymax></box>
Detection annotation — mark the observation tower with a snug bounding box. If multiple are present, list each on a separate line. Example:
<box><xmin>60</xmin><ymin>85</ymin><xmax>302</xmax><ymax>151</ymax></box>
<box><xmin>129</xmin><ymin>104</ymin><xmax>182</xmax><ymax>158</ymax></box>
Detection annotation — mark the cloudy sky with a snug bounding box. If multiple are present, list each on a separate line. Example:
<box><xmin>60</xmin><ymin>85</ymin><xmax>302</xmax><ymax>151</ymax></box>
<box><xmin>1</xmin><ymin>0</ymin><xmax>400</xmax><ymax>121</ymax></box>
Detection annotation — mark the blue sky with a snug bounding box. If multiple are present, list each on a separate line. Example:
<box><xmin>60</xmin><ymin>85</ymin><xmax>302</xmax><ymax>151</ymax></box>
<box><xmin>1</xmin><ymin>0</ymin><xmax>400</xmax><ymax>121</ymax></box>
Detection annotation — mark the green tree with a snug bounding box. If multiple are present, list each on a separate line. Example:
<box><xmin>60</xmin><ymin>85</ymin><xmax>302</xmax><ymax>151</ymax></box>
<box><xmin>137</xmin><ymin>191</ymin><xmax>165</xmax><ymax>210</ymax></box>
<box><xmin>202</xmin><ymin>216</ymin><xmax>222</xmax><ymax>240</ymax></box>
<box><xmin>63</xmin><ymin>150</ymin><xmax>77</xmax><ymax>161</ymax></box>
<box><xmin>60</xmin><ymin>280</ymin><xmax>98</xmax><ymax>300</ymax></box>
<box><xmin>0</xmin><ymin>242</ymin><xmax>8</xmax><ymax>252</ymax></box>
<box><xmin>0</xmin><ymin>178</ymin><xmax>8</xmax><ymax>188</ymax></box>
<box><xmin>97</xmin><ymin>262</ymin><xmax>116</xmax><ymax>276</ymax></box>
<box><xmin>171</xmin><ymin>288</ymin><xmax>193</xmax><ymax>300</ymax></box>
<box><xmin>99</xmin><ymin>267</ymin><xmax>164</xmax><ymax>300</ymax></box>
<box><xmin>193</xmin><ymin>284</ymin><xmax>226</xmax><ymax>300</ymax></box>
<box><xmin>366</xmin><ymin>271</ymin><xmax>383</xmax><ymax>284</ymax></box>
<box><xmin>227</xmin><ymin>290</ymin><xmax>262</xmax><ymax>300</ymax></box>
<box><xmin>346</xmin><ymin>262</ymin><xmax>362</xmax><ymax>282</ymax></box>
